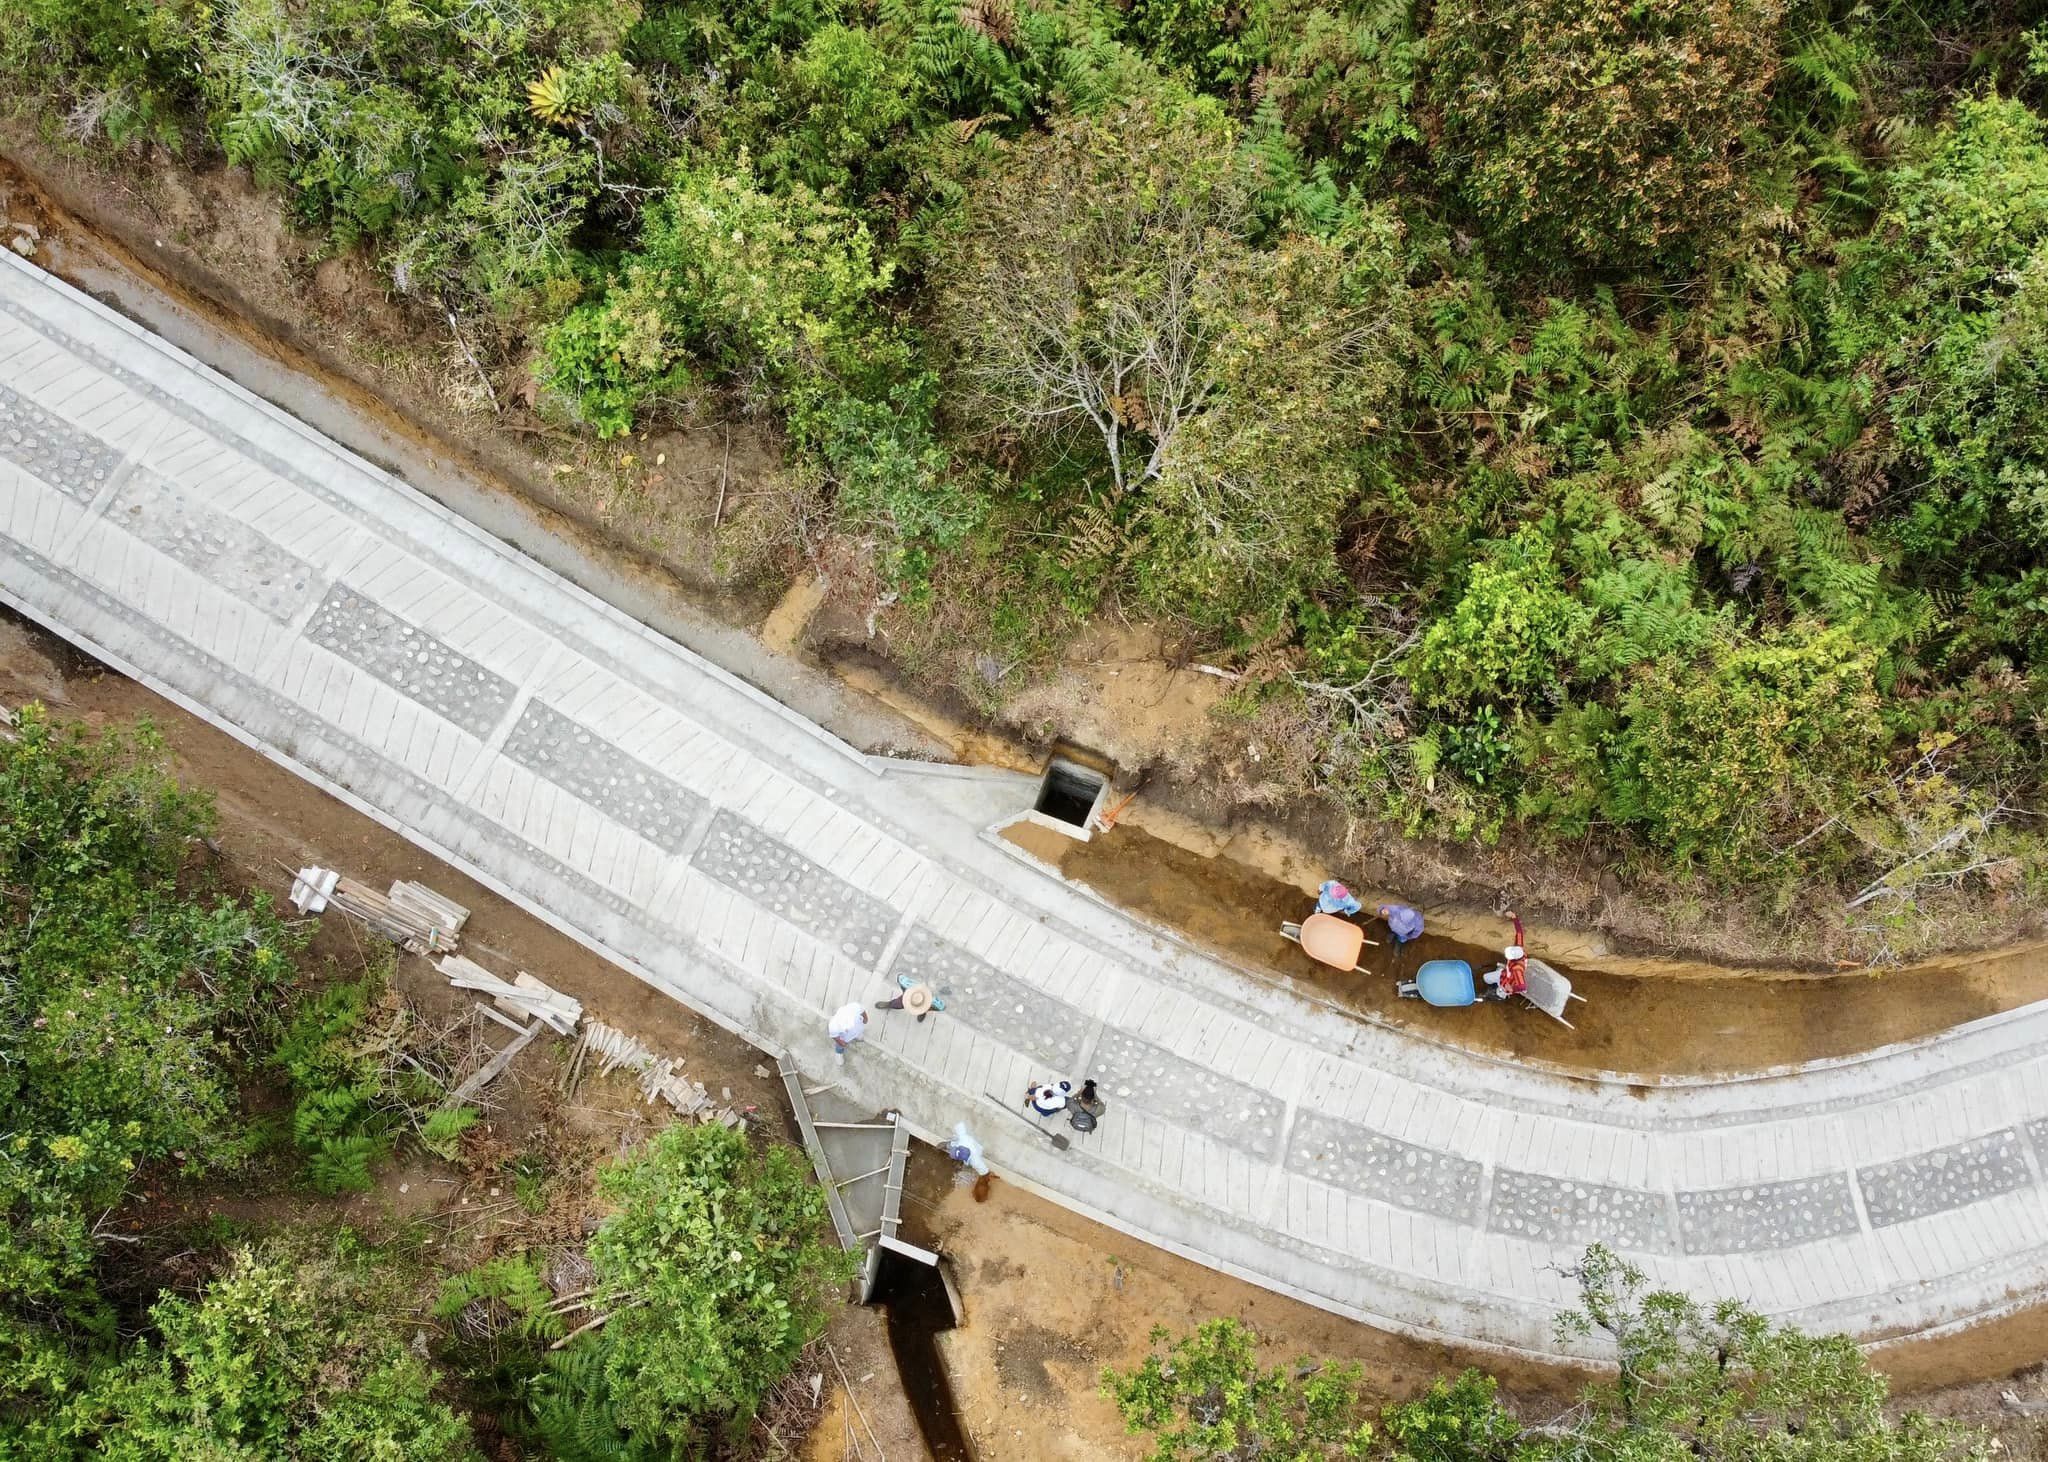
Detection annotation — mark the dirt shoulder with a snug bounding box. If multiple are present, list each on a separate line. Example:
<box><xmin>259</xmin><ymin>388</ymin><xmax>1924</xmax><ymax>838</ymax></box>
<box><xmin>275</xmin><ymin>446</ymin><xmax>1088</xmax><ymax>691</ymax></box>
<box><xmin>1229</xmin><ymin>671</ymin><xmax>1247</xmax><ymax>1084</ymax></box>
<box><xmin>1003</xmin><ymin>821</ymin><xmax>2048</xmax><ymax>1079</ymax></box>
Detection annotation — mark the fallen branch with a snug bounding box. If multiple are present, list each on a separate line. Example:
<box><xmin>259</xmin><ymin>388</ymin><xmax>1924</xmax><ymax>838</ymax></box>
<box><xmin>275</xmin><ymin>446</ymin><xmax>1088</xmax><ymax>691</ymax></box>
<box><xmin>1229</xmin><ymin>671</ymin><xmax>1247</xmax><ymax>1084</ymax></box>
<box><xmin>550</xmin><ymin>1296</ymin><xmax>645</xmax><ymax>1350</ymax></box>
<box><xmin>826</xmin><ymin>1342</ymin><xmax>886</xmax><ymax>1462</ymax></box>
<box><xmin>446</xmin><ymin>308</ymin><xmax>502</xmax><ymax>415</ymax></box>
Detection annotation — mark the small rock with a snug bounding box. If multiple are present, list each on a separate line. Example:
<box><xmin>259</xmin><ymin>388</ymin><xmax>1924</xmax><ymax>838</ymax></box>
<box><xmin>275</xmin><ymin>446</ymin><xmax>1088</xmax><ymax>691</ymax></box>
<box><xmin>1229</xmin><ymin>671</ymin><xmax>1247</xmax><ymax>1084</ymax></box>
<box><xmin>8</xmin><ymin>234</ymin><xmax>34</xmax><ymax>259</ymax></box>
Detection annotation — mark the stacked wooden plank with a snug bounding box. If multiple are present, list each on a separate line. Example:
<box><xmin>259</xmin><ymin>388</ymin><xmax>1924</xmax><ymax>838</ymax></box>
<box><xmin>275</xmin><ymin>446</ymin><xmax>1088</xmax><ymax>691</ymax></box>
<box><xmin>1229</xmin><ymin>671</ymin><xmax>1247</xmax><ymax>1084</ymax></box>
<box><xmin>389</xmin><ymin>881</ymin><xmax>470</xmax><ymax>941</ymax></box>
<box><xmin>571</xmin><ymin>1020</ymin><xmax>745</xmax><ymax>1129</ymax></box>
<box><xmin>289</xmin><ymin>867</ymin><xmax>468</xmax><ymax>954</ymax></box>
<box><xmin>438</xmin><ymin>955</ymin><xmax>581</xmax><ymax>1035</ymax></box>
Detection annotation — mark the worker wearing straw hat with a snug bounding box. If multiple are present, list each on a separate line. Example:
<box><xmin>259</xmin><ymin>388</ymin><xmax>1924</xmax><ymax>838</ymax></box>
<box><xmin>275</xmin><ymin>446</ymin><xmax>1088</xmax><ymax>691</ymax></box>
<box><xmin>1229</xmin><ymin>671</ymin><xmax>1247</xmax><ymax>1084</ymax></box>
<box><xmin>875</xmin><ymin>973</ymin><xmax>946</xmax><ymax>1022</ymax></box>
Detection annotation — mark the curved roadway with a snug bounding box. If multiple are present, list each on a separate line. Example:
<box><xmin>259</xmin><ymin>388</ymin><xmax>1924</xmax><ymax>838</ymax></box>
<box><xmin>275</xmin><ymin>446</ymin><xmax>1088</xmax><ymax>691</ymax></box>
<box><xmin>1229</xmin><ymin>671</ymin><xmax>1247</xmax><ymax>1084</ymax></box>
<box><xmin>3</xmin><ymin>252</ymin><xmax>2046</xmax><ymax>1360</ymax></box>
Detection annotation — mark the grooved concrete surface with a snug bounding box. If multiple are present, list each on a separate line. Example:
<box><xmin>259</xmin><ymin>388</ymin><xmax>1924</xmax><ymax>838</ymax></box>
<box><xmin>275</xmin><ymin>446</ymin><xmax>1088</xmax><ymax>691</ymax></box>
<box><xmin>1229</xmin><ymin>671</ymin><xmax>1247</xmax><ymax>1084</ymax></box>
<box><xmin>5</xmin><ymin>252</ymin><xmax>2048</xmax><ymax>1358</ymax></box>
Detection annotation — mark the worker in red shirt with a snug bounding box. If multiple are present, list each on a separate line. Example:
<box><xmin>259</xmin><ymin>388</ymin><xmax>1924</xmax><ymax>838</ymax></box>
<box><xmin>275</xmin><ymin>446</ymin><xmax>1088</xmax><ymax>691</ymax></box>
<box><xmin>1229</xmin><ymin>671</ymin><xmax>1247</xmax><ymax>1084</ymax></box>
<box><xmin>1484</xmin><ymin>909</ymin><xmax>1529</xmax><ymax>1001</ymax></box>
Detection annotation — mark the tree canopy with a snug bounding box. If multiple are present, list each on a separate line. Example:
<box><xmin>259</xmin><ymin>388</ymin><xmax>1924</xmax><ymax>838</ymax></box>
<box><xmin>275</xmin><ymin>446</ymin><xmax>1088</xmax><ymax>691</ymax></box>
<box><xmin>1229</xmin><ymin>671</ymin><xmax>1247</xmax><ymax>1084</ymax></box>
<box><xmin>1104</xmin><ymin>1246</ymin><xmax>1988</xmax><ymax>1462</ymax></box>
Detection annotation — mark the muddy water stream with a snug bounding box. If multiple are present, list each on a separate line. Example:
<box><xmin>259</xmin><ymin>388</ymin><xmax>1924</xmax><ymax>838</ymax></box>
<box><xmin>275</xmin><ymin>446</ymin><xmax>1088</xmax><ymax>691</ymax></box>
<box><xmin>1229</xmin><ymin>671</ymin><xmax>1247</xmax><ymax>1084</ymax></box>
<box><xmin>1006</xmin><ymin>822</ymin><xmax>2048</xmax><ymax>1078</ymax></box>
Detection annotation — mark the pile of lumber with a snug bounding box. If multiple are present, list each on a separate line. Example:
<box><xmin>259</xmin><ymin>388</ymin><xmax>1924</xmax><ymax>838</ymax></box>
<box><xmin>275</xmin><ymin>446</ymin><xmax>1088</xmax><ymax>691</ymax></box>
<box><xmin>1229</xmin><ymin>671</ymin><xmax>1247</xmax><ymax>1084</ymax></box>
<box><xmin>290</xmin><ymin>867</ymin><xmax>468</xmax><ymax>954</ymax></box>
<box><xmin>567</xmin><ymin>1020</ymin><xmax>745</xmax><ymax>1129</ymax></box>
<box><xmin>438</xmin><ymin>955</ymin><xmax>581</xmax><ymax>1035</ymax></box>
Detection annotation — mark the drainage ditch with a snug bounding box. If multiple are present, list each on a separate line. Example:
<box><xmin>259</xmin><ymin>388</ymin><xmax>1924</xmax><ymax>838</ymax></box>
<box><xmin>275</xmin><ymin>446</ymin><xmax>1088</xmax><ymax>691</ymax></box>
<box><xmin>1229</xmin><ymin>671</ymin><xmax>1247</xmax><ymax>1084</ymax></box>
<box><xmin>869</xmin><ymin>1246</ymin><xmax>973</xmax><ymax>1460</ymax></box>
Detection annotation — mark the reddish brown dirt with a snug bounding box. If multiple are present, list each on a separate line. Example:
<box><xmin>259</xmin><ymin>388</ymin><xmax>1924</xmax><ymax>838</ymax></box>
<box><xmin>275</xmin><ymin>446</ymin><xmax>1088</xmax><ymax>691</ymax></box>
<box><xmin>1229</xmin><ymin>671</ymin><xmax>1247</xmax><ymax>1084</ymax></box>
<box><xmin>896</xmin><ymin>1141</ymin><xmax>1585</xmax><ymax>1461</ymax></box>
<box><xmin>1004</xmin><ymin>820</ymin><xmax>2048</xmax><ymax>1078</ymax></box>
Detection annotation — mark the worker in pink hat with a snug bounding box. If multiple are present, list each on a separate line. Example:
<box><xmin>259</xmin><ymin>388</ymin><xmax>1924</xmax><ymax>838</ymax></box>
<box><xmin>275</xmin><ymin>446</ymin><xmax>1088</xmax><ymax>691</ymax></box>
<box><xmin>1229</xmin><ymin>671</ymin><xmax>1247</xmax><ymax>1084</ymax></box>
<box><xmin>1316</xmin><ymin>879</ymin><xmax>1363</xmax><ymax>918</ymax></box>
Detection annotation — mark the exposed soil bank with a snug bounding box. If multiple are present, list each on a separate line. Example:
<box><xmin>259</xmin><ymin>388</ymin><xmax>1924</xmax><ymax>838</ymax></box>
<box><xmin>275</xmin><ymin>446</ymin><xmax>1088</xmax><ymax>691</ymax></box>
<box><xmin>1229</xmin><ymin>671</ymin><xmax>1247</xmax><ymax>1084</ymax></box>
<box><xmin>1004</xmin><ymin>820</ymin><xmax>2048</xmax><ymax>1078</ymax></box>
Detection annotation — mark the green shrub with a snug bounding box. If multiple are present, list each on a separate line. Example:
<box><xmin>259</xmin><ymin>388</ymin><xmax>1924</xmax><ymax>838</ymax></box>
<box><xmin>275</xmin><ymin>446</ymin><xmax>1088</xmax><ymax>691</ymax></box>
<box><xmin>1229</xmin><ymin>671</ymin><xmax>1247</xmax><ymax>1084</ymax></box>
<box><xmin>36</xmin><ymin>1231</ymin><xmax>476</xmax><ymax>1459</ymax></box>
<box><xmin>1604</xmin><ymin>624</ymin><xmax>1887</xmax><ymax>875</ymax></box>
<box><xmin>1833</xmin><ymin>97</ymin><xmax>2048</xmax><ymax>578</ymax></box>
<box><xmin>1406</xmin><ymin>528</ymin><xmax>1595</xmax><ymax>709</ymax></box>
<box><xmin>529</xmin><ymin>1123</ymin><xmax>855</xmax><ymax>1455</ymax></box>
<box><xmin>1428</xmin><ymin>0</ymin><xmax>1785</xmax><ymax>267</ymax></box>
<box><xmin>1102</xmin><ymin>1317</ymin><xmax>1378</xmax><ymax>1459</ymax></box>
<box><xmin>0</xmin><ymin>708</ymin><xmax>298</xmax><ymax>1334</ymax></box>
<box><xmin>273</xmin><ymin>966</ymin><xmax>457</xmax><ymax>1192</ymax></box>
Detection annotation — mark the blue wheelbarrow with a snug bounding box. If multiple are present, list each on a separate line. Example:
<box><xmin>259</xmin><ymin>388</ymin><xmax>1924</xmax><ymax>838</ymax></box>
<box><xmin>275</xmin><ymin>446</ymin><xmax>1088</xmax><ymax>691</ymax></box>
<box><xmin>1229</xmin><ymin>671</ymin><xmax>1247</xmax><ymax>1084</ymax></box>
<box><xmin>1397</xmin><ymin>959</ymin><xmax>1477</xmax><ymax>1008</ymax></box>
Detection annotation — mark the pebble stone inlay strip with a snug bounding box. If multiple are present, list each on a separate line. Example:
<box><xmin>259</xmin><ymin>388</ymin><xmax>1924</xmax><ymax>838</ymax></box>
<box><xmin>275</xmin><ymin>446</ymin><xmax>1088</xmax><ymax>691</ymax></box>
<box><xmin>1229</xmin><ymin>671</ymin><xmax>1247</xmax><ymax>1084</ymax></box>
<box><xmin>692</xmin><ymin>810</ymin><xmax>896</xmax><ymax>967</ymax></box>
<box><xmin>0</xmin><ymin>380</ymin><xmax>124</xmax><ymax>501</ymax></box>
<box><xmin>3</xmin><ymin>537</ymin><xmax>668</xmax><ymax>939</ymax></box>
<box><xmin>1285</xmin><ymin>1109</ymin><xmax>1482</xmax><ymax>1221</ymax></box>
<box><xmin>111</xmin><ymin>470</ymin><xmax>320</xmax><ymax>622</ymax></box>
<box><xmin>1088</xmin><ymin>1026</ymin><xmax>1285</xmax><ymax>1160</ymax></box>
<box><xmin>892</xmin><ymin>925</ymin><xmax>1092</xmax><ymax>1069</ymax></box>
<box><xmin>1675</xmin><ymin>1174</ymin><xmax>1859</xmax><ymax>1255</ymax></box>
<box><xmin>2028</xmin><ymin>1117</ymin><xmax>2048</xmax><ymax>1173</ymax></box>
<box><xmin>1858</xmin><ymin>1129</ymin><xmax>2033</xmax><ymax>1228</ymax></box>
<box><xmin>502</xmin><ymin>700</ymin><xmax>705</xmax><ymax>855</ymax></box>
<box><xmin>1488</xmin><ymin>1168</ymin><xmax>1675</xmax><ymax>1252</ymax></box>
<box><xmin>303</xmin><ymin>585</ymin><xmax>517</xmax><ymax>739</ymax></box>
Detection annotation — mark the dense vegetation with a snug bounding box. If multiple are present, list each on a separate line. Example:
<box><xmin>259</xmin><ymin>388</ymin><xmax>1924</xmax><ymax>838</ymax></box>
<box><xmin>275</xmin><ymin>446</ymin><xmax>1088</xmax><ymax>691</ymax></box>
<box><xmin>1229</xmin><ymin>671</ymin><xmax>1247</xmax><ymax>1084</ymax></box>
<box><xmin>0</xmin><ymin>708</ymin><xmax>847</xmax><ymax>1456</ymax></box>
<box><xmin>1105</xmin><ymin>1245</ymin><xmax>1988</xmax><ymax>1462</ymax></box>
<box><xmin>4</xmin><ymin>0</ymin><xmax>2046</xmax><ymax>936</ymax></box>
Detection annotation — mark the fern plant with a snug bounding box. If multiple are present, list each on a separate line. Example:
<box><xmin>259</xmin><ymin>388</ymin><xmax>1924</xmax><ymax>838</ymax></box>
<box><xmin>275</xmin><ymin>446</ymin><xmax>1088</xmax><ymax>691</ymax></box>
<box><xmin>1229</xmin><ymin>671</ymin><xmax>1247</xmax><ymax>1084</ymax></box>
<box><xmin>418</xmin><ymin>1105</ymin><xmax>479</xmax><ymax>1161</ymax></box>
<box><xmin>306</xmin><ymin>1133</ymin><xmax>385</xmax><ymax>1195</ymax></box>
<box><xmin>433</xmin><ymin>1256</ymin><xmax>566</xmax><ymax>1342</ymax></box>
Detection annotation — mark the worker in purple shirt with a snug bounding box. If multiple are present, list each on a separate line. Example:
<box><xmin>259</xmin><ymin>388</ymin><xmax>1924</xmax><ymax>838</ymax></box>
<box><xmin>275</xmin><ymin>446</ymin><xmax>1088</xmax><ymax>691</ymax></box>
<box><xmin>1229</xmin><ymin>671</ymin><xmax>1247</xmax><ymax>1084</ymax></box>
<box><xmin>1378</xmin><ymin>902</ymin><xmax>1424</xmax><ymax>945</ymax></box>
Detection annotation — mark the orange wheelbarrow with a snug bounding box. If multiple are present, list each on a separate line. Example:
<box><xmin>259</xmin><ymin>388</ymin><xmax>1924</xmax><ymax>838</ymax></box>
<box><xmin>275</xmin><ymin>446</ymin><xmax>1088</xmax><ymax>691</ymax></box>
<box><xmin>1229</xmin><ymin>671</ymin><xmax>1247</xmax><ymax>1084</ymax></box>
<box><xmin>1280</xmin><ymin>911</ymin><xmax>1378</xmax><ymax>972</ymax></box>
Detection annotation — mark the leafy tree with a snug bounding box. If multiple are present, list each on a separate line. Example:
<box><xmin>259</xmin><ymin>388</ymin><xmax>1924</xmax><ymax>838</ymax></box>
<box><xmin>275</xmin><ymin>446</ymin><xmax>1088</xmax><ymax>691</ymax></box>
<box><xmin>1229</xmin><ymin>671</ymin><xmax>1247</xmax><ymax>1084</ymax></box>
<box><xmin>1381</xmin><ymin>1371</ymin><xmax>1519</xmax><ymax>1462</ymax></box>
<box><xmin>1111</xmin><ymin>1255</ymin><xmax>1987</xmax><ymax>1462</ymax></box>
<box><xmin>529</xmin><ymin>1123</ymin><xmax>854</xmax><ymax>1457</ymax></box>
<box><xmin>545</xmin><ymin>152</ymin><xmax>978</xmax><ymax>576</ymax></box>
<box><xmin>0</xmin><ymin>708</ymin><xmax>298</xmax><ymax>1347</ymax></box>
<box><xmin>1406</xmin><ymin>527</ymin><xmax>1595</xmax><ymax>710</ymax></box>
<box><xmin>757</xmin><ymin>22</ymin><xmax>925</xmax><ymax>200</ymax></box>
<box><xmin>1833</xmin><ymin>96</ymin><xmax>2048</xmax><ymax>581</ymax></box>
<box><xmin>1535</xmin><ymin>1245</ymin><xmax>1984</xmax><ymax>1462</ymax></box>
<box><xmin>932</xmin><ymin>79</ymin><xmax>1412</xmax><ymax>625</ymax></box>
<box><xmin>1427</xmin><ymin>0</ymin><xmax>1784</xmax><ymax>267</ymax></box>
<box><xmin>1102</xmin><ymin>1317</ymin><xmax>1379</xmax><ymax>1460</ymax></box>
<box><xmin>28</xmin><ymin>1231</ymin><xmax>476</xmax><ymax>1460</ymax></box>
<box><xmin>544</xmin><ymin>154</ymin><xmax>892</xmax><ymax>435</ymax></box>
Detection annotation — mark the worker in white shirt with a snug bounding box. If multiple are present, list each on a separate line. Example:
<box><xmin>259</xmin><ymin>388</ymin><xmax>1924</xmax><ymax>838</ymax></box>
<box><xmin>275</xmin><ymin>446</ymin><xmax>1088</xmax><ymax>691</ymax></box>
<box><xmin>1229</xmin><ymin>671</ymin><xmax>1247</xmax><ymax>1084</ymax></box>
<box><xmin>829</xmin><ymin>1002</ymin><xmax>867</xmax><ymax>1059</ymax></box>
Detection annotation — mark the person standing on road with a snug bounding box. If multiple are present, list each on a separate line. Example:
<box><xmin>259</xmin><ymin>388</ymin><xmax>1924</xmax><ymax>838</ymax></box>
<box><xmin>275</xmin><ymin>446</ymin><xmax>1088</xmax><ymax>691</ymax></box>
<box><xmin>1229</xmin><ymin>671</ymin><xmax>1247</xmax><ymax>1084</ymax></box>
<box><xmin>829</xmin><ymin>1002</ymin><xmax>867</xmax><ymax>1058</ymax></box>
<box><xmin>1069</xmin><ymin>1078</ymin><xmax>1107</xmax><ymax>1133</ymax></box>
<box><xmin>1025</xmin><ymin>1079</ymin><xmax>1071</xmax><ymax>1119</ymax></box>
<box><xmin>875</xmin><ymin>975</ymin><xmax>945</xmax><ymax>1022</ymax></box>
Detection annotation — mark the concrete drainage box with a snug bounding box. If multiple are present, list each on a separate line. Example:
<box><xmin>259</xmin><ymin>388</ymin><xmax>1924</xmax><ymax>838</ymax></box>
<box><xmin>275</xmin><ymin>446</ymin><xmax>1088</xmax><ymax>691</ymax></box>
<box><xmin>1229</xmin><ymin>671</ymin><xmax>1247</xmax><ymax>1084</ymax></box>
<box><xmin>1026</xmin><ymin>757</ymin><xmax>1109</xmax><ymax>842</ymax></box>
